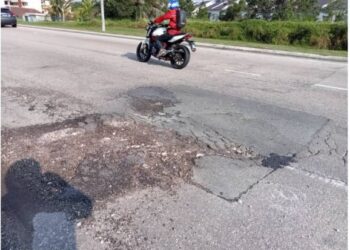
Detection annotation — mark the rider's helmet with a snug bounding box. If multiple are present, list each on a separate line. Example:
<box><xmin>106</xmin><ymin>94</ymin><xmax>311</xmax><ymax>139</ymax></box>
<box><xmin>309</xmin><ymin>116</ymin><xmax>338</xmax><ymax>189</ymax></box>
<box><xmin>168</xmin><ymin>0</ymin><xmax>179</xmax><ymax>10</ymax></box>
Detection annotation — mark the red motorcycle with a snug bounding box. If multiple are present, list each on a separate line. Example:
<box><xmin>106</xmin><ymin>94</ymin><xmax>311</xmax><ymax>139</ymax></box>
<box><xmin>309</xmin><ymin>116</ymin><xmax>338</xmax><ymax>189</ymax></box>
<box><xmin>136</xmin><ymin>21</ymin><xmax>196</xmax><ymax>69</ymax></box>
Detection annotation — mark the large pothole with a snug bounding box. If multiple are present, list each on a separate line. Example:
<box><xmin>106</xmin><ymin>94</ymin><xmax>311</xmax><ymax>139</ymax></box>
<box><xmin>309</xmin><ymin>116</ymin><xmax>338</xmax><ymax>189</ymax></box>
<box><xmin>1</xmin><ymin>114</ymin><xmax>215</xmax><ymax>250</ymax></box>
<box><xmin>1</xmin><ymin>114</ymin><xmax>208</xmax><ymax>201</ymax></box>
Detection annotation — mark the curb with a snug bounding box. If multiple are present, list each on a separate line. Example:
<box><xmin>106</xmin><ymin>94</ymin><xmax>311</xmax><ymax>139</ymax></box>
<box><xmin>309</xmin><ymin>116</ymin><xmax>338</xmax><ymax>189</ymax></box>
<box><xmin>20</xmin><ymin>25</ymin><xmax>347</xmax><ymax>62</ymax></box>
<box><xmin>197</xmin><ymin>43</ymin><xmax>348</xmax><ymax>62</ymax></box>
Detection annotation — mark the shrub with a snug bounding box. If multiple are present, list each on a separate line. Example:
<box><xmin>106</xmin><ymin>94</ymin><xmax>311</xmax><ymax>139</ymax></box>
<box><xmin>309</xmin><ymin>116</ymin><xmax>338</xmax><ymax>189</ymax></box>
<box><xmin>329</xmin><ymin>23</ymin><xmax>347</xmax><ymax>50</ymax></box>
<box><xmin>240</xmin><ymin>20</ymin><xmax>276</xmax><ymax>43</ymax></box>
<box><xmin>73</xmin><ymin>19</ymin><xmax>347</xmax><ymax>50</ymax></box>
<box><xmin>185</xmin><ymin>20</ymin><xmax>347</xmax><ymax>50</ymax></box>
<box><xmin>288</xmin><ymin>25</ymin><xmax>312</xmax><ymax>45</ymax></box>
<box><xmin>272</xmin><ymin>27</ymin><xmax>290</xmax><ymax>44</ymax></box>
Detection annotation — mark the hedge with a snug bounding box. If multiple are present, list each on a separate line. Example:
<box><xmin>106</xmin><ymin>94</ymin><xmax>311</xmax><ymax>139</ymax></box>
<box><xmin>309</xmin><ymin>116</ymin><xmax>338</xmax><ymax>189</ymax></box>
<box><xmin>185</xmin><ymin>20</ymin><xmax>347</xmax><ymax>50</ymax></box>
<box><xmin>73</xmin><ymin>19</ymin><xmax>347</xmax><ymax>50</ymax></box>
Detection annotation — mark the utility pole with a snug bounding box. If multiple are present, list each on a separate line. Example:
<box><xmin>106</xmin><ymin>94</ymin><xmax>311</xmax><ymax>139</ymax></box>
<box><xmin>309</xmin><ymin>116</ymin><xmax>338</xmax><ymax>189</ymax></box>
<box><xmin>100</xmin><ymin>0</ymin><xmax>106</xmax><ymax>32</ymax></box>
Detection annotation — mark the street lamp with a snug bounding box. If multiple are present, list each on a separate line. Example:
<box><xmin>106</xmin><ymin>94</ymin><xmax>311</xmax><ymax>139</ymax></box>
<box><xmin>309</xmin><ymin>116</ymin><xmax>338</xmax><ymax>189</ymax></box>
<box><xmin>100</xmin><ymin>0</ymin><xmax>105</xmax><ymax>32</ymax></box>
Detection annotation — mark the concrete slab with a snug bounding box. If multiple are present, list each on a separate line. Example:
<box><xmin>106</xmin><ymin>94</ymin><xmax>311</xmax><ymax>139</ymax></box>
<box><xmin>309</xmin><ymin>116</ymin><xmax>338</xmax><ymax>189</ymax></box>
<box><xmin>237</xmin><ymin>168</ymin><xmax>347</xmax><ymax>250</ymax></box>
<box><xmin>193</xmin><ymin>156</ymin><xmax>272</xmax><ymax>200</ymax></box>
<box><xmin>295</xmin><ymin>121</ymin><xmax>347</xmax><ymax>183</ymax></box>
<box><xmin>76</xmin><ymin>174</ymin><xmax>347</xmax><ymax>250</ymax></box>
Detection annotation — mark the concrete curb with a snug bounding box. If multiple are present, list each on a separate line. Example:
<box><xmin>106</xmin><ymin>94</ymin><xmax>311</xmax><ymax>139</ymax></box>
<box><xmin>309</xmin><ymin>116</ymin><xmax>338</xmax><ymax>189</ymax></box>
<box><xmin>20</xmin><ymin>25</ymin><xmax>348</xmax><ymax>62</ymax></box>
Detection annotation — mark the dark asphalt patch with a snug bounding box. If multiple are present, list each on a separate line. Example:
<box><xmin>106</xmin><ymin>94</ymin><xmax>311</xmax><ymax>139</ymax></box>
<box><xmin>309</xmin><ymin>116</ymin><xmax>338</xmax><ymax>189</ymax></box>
<box><xmin>127</xmin><ymin>86</ymin><xmax>178</xmax><ymax>115</ymax></box>
<box><xmin>261</xmin><ymin>153</ymin><xmax>296</xmax><ymax>170</ymax></box>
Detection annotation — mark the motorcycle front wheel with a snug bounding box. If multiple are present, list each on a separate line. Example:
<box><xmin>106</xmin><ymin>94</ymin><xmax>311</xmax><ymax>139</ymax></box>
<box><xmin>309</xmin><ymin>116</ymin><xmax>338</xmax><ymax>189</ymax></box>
<box><xmin>170</xmin><ymin>45</ymin><xmax>190</xmax><ymax>69</ymax></box>
<box><xmin>136</xmin><ymin>42</ymin><xmax>151</xmax><ymax>62</ymax></box>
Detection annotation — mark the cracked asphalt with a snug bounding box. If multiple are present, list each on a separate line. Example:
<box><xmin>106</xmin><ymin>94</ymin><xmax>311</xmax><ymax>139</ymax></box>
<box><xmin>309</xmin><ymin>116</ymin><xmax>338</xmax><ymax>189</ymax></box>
<box><xmin>1</xmin><ymin>27</ymin><xmax>348</xmax><ymax>249</ymax></box>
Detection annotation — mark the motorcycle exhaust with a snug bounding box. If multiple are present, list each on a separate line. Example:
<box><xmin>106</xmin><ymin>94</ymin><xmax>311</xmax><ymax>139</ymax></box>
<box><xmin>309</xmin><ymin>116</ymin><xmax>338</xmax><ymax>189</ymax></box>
<box><xmin>189</xmin><ymin>42</ymin><xmax>196</xmax><ymax>52</ymax></box>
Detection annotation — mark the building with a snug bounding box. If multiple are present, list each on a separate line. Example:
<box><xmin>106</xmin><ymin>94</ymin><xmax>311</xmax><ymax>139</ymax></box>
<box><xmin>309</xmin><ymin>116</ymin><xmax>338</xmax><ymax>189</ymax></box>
<box><xmin>207</xmin><ymin>0</ymin><xmax>229</xmax><ymax>21</ymax></box>
<box><xmin>193</xmin><ymin>0</ymin><xmax>346</xmax><ymax>22</ymax></box>
<box><xmin>193</xmin><ymin>0</ymin><xmax>238</xmax><ymax>21</ymax></box>
<box><xmin>1</xmin><ymin>0</ymin><xmax>42</xmax><ymax>12</ymax></box>
<box><xmin>1</xmin><ymin>0</ymin><xmax>52</xmax><ymax>20</ymax></box>
<box><xmin>317</xmin><ymin>0</ymin><xmax>347</xmax><ymax>21</ymax></box>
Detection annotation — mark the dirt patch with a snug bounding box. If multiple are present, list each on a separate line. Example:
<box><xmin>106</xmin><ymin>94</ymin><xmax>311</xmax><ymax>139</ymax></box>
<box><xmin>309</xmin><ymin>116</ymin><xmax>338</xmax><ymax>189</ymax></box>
<box><xmin>1</xmin><ymin>113</ymin><xmax>263</xmax><ymax>249</ymax></box>
<box><xmin>1</xmin><ymin>114</ymin><xmax>206</xmax><ymax>201</ymax></box>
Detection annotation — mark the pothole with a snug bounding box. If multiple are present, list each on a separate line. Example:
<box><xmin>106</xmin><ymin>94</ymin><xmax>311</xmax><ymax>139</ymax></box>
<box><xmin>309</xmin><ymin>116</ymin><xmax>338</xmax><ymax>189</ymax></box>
<box><xmin>1</xmin><ymin>114</ymin><xmax>204</xmax><ymax>201</ymax></box>
<box><xmin>127</xmin><ymin>86</ymin><xmax>178</xmax><ymax>115</ymax></box>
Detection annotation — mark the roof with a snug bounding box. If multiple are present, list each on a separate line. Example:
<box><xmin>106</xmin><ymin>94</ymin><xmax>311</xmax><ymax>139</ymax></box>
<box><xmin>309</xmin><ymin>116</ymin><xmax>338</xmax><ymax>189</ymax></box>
<box><xmin>194</xmin><ymin>0</ymin><xmax>214</xmax><ymax>8</ymax></box>
<box><xmin>10</xmin><ymin>7</ymin><xmax>41</xmax><ymax>17</ymax></box>
<box><xmin>318</xmin><ymin>0</ymin><xmax>329</xmax><ymax>6</ymax></box>
<box><xmin>208</xmin><ymin>1</ymin><xmax>229</xmax><ymax>11</ymax></box>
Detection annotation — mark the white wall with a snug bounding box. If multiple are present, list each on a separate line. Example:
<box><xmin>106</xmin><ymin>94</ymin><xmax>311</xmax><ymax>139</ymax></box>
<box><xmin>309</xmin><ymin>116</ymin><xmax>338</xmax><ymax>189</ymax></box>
<box><xmin>29</xmin><ymin>0</ymin><xmax>42</xmax><ymax>11</ymax></box>
<box><xmin>24</xmin><ymin>0</ymin><xmax>42</xmax><ymax>11</ymax></box>
<box><xmin>2</xmin><ymin>0</ymin><xmax>42</xmax><ymax>12</ymax></box>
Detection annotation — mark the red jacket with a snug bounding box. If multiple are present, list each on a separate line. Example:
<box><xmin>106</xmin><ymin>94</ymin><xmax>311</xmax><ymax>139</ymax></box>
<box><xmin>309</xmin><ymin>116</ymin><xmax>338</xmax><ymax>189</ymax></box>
<box><xmin>154</xmin><ymin>9</ymin><xmax>181</xmax><ymax>35</ymax></box>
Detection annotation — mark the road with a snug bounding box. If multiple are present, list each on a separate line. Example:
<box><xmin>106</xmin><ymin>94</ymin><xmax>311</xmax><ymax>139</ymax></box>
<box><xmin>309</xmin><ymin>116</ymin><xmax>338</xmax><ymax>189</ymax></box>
<box><xmin>1</xmin><ymin>26</ymin><xmax>348</xmax><ymax>250</ymax></box>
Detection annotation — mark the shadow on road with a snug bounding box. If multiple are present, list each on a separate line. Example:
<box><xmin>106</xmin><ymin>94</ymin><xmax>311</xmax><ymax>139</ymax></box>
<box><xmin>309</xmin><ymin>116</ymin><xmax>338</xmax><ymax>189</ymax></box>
<box><xmin>1</xmin><ymin>158</ymin><xmax>92</xmax><ymax>250</ymax></box>
<box><xmin>122</xmin><ymin>53</ymin><xmax>172</xmax><ymax>68</ymax></box>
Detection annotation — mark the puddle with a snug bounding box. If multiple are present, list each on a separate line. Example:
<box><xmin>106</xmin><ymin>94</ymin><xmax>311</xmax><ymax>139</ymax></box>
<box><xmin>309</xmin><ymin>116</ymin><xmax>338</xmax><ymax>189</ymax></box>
<box><xmin>262</xmin><ymin>153</ymin><xmax>296</xmax><ymax>170</ymax></box>
<box><xmin>127</xmin><ymin>86</ymin><xmax>178</xmax><ymax>115</ymax></box>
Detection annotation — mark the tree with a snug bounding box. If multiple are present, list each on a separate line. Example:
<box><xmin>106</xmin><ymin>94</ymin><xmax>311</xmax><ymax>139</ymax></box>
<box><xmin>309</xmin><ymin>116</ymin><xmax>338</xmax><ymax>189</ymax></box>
<box><xmin>196</xmin><ymin>2</ymin><xmax>209</xmax><ymax>19</ymax></box>
<box><xmin>105</xmin><ymin>0</ymin><xmax>135</xmax><ymax>19</ymax></box>
<box><xmin>104</xmin><ymin>0</ymin><xmax>166</xmax><ymax>20</ymax></box>
<box><xmin>246</xmin><ymin>0</ymin><xmax>275</xmax><ymax>19</ymax></box>
<box><xmin>141</xmin><ymin>0</ymin><xmax>167</xmax><ymax>19</ymax></box>
<box><xmin>325</xmin><ymin>0</ymin><xmax>347</xmax><ymax>21</ymax></box>
<box><xmin>293</xmin><ymin>0</ymin><xmax>320</xmax><ymax>20</ymax></box>
<box><xmin>76</xmin><ymin>0</ymin><xmax>95</xmax><ymax>21</ymax></box>
<box><xmin>220</xmin><ymin>0</ymin><xmax>245</xmax><ymax>21</ymax></box>
<box><xmin>273</xmin><ymin>0</ymin><xmax>293</xmax><ymax>20</ymax></box>
<box><xmin>179</xmin><ymin>0</ymin><xmax>194</xmax><ymax>17</ymax></box>
<box><xmin>49</xmin><ymin>0</ymin><xmax>73</xmax><ymax>21</ymax></box>
<box><xmin>246</xmin><ymin>0</ymin><xmax>320</xmax><ymax>20</ymax></box>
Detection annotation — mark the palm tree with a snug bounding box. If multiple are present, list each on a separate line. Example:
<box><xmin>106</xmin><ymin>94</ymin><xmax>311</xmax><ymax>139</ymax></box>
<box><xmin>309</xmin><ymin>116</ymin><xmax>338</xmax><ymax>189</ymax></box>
<box><xmin>76</xmin><ymin>0</ymin><xmax>95</xmax><ymax>21</ymax></box>
<box><xmin>133</xmin><ymin>0</ymin><xmax>166</xmax><ymax>20</ymax></box>
<box><xmin>50</xmin><ymin>0</ymin><xmax>73</xmax><ymax>21</ymax></box>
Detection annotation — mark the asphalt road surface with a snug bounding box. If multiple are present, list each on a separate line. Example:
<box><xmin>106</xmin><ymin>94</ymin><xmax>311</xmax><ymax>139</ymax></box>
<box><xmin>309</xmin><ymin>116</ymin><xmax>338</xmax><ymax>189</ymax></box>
<box><xmin>1</xmin><ymin>26</ymin><xmax>348</xmax><ymax>250</ymax></box>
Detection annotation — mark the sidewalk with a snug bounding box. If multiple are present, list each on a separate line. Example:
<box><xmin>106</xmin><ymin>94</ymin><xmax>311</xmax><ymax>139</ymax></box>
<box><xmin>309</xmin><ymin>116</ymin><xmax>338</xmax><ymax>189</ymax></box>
<box><xmin>20</xmin><ymin>25</ymin><xmax>347</xmax><ymax>62</ymax></box>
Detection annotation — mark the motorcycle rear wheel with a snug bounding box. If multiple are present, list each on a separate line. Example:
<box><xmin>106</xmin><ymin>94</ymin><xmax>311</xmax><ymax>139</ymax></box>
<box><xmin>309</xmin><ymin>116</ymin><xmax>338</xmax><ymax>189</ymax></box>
<box><xmin>136</xmin><ymin>42</ymin><xmax>151</xmax><ymax>62</ymax></box>
<box><xmin>170</xmin><ymin>45</ymin><xmax>190</xmax><ymax>69</ymax></box>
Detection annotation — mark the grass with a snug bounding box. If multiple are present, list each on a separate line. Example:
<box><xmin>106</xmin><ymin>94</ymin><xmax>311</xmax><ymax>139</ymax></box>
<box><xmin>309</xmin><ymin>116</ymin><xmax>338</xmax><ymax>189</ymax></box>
<box><xmin>19</xmin><ymin>20</ymin><xmax>348</xmax><ymax>57</ymax></box>
<box><xmin>195</xmin><ymin>38</ymin><xmax>348</xmax><ymax>57</ymax></box>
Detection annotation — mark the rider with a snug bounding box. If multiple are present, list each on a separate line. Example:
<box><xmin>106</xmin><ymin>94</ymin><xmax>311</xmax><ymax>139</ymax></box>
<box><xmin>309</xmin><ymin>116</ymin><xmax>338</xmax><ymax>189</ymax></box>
<box><xmin>153</xmin><ymin>0</ymin><xmax>181</xmax><ymax>57</ymax></box>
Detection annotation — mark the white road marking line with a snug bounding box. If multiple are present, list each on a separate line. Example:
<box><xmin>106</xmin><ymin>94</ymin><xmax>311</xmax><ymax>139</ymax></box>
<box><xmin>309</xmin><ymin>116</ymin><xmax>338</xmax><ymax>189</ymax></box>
<box><xmin>313</xmin><ymin>84</ymin><xmax>348</xmax><ymax>91</ymax></box>
<box><xmin>285</xmin><ymin>166</ymin><xmax>347</xmax><ymax>190</ymax></box>
<box><xmin>225</xmin><ymin>69</ymin><xmax>261</xmax><ymax>77</ymax></box>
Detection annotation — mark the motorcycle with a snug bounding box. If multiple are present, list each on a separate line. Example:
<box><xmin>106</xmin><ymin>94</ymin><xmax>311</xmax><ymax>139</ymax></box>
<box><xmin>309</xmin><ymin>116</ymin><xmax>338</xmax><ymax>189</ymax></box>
<box><xmin>136</xmin><ymin>21</ymin><xmax>196</xmax><ymax>69</ymax></box>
